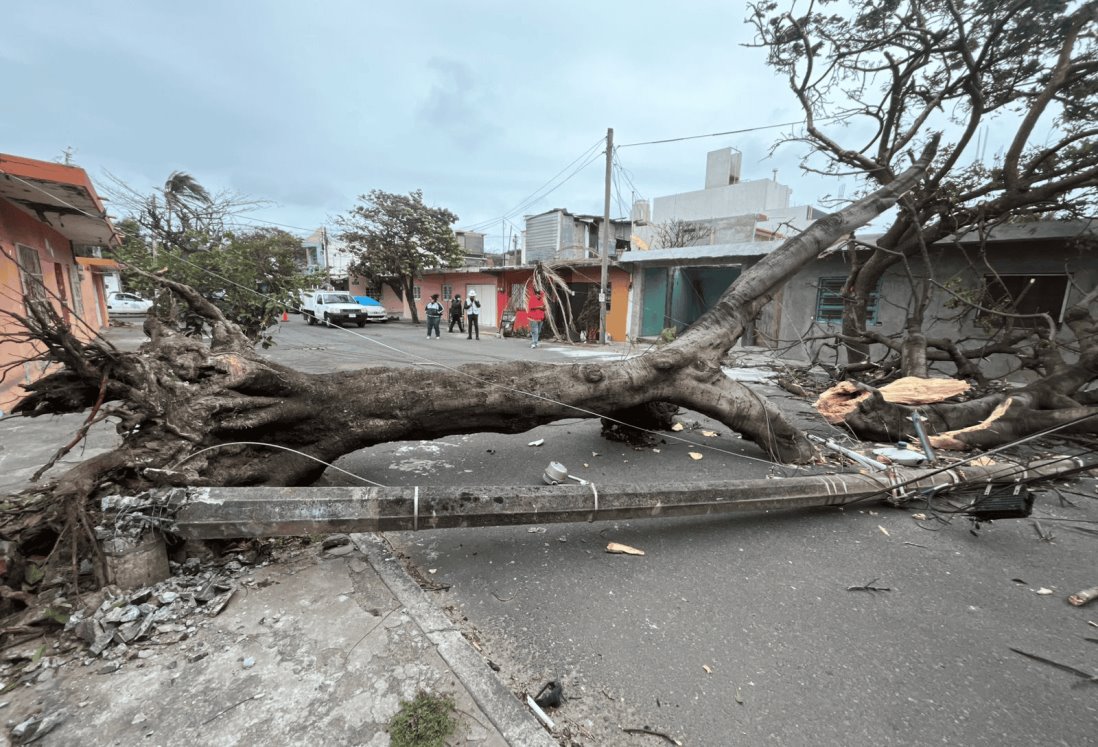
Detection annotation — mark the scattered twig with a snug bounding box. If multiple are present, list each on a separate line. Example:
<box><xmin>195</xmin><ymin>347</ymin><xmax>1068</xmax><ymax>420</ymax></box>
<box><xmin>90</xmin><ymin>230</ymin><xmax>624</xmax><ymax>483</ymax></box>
<box><xmin>1031</xmin><ymin>520</ymin><xmax>1055</xmax><ymax>543</ymax></box>
<box><xmin>622</xmin><ymin>726</ymin><xmax>683</xmax><ymax>745</ymax></box>
<box><xmin>847</xmin><ymin>578</ymin><xmax>891</xmax><ymax>592</ymax></box>
<box><xmin>1009</xmin><ymin>648</ymin><xmax>1098</xmax><ymax>686</ymax></box>
<box><xmin>903</xmin><ymin>541</ymin><xmax>928</xmax><ymax>549</ymax></box>
<box><xmin>201</xmin><ymin>693</ymin><xmax>263</xmax><ymax>725</ymax></box>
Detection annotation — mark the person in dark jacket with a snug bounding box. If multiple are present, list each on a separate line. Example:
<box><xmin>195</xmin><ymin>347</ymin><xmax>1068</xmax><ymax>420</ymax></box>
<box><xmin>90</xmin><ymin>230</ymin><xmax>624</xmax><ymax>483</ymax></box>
<box><xmin>448</xmin><ymin>294</ymin><xmax>464</xmax><ymax>333</ymax></box>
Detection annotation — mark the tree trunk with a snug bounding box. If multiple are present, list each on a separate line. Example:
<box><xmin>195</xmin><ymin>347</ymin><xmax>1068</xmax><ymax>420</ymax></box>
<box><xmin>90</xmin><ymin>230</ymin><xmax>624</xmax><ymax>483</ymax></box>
<box><xmin>15</xmin><ymin>144</ymin><xmax>939</xmax><ymax>500</ymax></box>
<box><xmin>402</xmin><ymin>276</ymin><xmax>420</xmax><ymax>324</ymax></box>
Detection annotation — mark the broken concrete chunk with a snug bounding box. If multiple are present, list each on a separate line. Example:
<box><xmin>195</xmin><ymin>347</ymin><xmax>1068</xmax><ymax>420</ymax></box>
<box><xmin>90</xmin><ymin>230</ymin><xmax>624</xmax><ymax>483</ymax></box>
<box><xmin>204</xmin><ymin>590</ymin><xmax>236</xmax><ymax>617</ymax></box>
<box><xmin>321</xmin><ymin>534</ymin><xmax>351</xmax><ymax>550</ymax></box>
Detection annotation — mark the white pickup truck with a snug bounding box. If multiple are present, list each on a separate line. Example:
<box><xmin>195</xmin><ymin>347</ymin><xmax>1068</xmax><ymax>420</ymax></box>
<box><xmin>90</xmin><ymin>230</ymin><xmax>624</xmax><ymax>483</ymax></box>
<box><xmin>301</xmin><ymin>291</ymin><xmax>370</xmax><ymax>328</ymax></box>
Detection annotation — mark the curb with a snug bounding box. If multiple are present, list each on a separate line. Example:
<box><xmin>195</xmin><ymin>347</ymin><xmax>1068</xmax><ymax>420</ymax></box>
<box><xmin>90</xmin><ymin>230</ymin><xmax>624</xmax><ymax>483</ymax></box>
<box><xmin>351</xmin><ymin>532</ymin><xmax>557</xmax><ymax>747</ymax></box>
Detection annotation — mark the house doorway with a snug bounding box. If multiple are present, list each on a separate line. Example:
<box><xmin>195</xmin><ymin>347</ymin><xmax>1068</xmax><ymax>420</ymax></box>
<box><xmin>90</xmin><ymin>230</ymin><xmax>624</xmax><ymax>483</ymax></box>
<box><xmin>465</xmin><ymin>284</ymin><xmax>497</xmax><ymax>327</ymax></box>
<box><xmin>640</xmin><ymin>265</ymin><xmax>740</xmax><ymax>337</ymax></box>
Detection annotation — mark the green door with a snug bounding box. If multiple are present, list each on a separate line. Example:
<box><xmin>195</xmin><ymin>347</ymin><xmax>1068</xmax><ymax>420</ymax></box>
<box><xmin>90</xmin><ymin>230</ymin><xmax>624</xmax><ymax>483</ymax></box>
<box><xmin>640</xmin><ymin>267</ymin><xmax>669</xmax><ymax>336</ymax></box>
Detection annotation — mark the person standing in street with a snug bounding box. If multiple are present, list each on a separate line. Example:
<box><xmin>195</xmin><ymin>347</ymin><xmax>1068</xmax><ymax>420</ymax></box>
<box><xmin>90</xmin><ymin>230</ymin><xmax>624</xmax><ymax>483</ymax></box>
<box><xmin>465</xmin><ymin>290</ymin><xmax>481</xmax><ymax>340</ymax></box>
<box><xmin>448</xmin><ymin>294</ymin><xmax>464</xmax><ymax>333</ymax></box>
<box><xmin>528</xmin><ymin>288</ymin><xmax>546</xmax><ymax>348</ymax></box>
<box><xmin>425</xmin><ymin>293</ymin><xmax>444</xmax><ymax>339</ymax></box>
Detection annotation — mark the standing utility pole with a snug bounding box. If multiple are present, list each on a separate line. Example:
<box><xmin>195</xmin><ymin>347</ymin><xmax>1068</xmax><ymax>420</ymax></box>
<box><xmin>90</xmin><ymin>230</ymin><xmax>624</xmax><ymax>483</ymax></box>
<box><xmin>598</xmin><ymin>128</ymin><xmax>614</xmax><ymax>344</ymax></box>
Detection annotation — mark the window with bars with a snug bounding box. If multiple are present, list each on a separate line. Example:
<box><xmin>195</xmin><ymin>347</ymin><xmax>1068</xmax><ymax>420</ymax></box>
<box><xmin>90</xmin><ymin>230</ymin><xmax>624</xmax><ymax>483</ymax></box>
<box><xmin>815</xmin><ymin>276</ymin><xmax>879</xmax><ymax>324</ymax></box>
<box><xmin>511</xmin><ymin>283</ymin><xmax>527</xmax><ymax>310</ymax></box>
<box><xmin>441</xmin><ymin>284</ymin><xmax>453</xmax><ymax>300</ymax></box>
<box><xmin>412</xmin><ymin>286</ymin><xmax>421</xmax><ymax>300</ymax></box>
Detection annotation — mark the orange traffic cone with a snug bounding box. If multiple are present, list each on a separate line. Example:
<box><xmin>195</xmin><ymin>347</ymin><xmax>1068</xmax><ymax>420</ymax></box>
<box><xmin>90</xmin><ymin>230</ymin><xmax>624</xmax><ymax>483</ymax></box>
<box><xmin>281</xmin><ymin>310</ymin><xmax>289</xmax><ymax>322</ymax></box>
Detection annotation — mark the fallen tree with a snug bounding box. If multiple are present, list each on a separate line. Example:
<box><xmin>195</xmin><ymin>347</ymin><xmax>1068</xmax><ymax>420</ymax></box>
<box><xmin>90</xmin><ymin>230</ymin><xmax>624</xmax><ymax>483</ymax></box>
<box><xmin>750</xmin><ymin>0</ymin><xmax>1098</xmax><ymax>380</ymax></box>
<box><xmin>12</xmin><ymin>144</ymin><xmax>937</xmax><ymax>506</ymax></box>
<box><xmin>814</xmin><ymin>294</ymin><xmax>1098</xmax><ymax>448</ymax></box>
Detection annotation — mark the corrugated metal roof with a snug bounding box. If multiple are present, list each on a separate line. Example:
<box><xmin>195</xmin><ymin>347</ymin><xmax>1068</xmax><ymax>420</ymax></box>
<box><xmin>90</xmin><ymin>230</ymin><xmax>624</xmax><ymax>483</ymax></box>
<box><xmin>617</xmin><ymin>240</ymin><xmax>786</xmax><ymax>264</ymax></box>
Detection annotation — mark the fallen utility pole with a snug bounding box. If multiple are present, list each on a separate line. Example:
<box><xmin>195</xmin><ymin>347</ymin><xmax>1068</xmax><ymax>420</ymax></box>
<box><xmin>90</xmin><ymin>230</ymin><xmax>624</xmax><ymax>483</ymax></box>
<box><xmin>167</xmin><ymin>457</ymin><xmax>1095</xmax><ymax>540</ymax></box>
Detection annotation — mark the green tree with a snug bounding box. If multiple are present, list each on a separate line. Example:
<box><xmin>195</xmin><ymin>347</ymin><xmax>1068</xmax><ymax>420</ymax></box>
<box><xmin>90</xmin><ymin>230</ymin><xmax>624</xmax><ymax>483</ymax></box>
<box><xmin>115</xmin><ymin>225</ymin><xmax>313</xmax><ymax>344</ymax></box>
<box><xmin>107</xmin><ymin>173</ymin><xmax>315</xmax><ymax>344</ymax></box>
<box><xmin>336</xmin><ymin>190</ymin><xmax>463</xmax><ymax>323</ymax></box>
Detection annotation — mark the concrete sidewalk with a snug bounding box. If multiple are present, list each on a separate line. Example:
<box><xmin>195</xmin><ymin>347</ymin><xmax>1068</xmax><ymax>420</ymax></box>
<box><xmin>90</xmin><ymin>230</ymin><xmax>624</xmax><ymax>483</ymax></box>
<box><xmin>0</xmin><ymin>332</ymin><xmax>556</xmax><ymax>745</ymax></box>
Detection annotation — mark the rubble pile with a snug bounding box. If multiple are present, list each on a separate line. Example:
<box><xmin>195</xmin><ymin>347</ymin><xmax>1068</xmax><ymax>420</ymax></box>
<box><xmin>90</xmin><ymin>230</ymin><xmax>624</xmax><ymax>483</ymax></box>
<box><xmin>64</xmin><ymin>565</ymin><xmax>241</xmax><ymax>658</ymax></box>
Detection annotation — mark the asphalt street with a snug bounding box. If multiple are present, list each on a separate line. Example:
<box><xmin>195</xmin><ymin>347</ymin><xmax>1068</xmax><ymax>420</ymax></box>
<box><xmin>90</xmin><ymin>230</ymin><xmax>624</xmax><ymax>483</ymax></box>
<box><xmin>265</xmin><ymin>318</ymin><xmax>1098</xmax><ymax>746</ymax></box>
<box><xmin>105</xmin><ymin>318</ymin><xmax>1098</xmax><ymax>745</ymax></box>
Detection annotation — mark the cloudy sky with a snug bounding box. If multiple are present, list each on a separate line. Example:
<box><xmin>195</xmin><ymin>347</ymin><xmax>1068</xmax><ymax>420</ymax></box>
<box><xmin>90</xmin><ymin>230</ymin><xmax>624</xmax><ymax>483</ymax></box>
<box><xmin>3</xmin><ymin>0</ymin><xmax>850</xmax><ymax>251</ymax></box>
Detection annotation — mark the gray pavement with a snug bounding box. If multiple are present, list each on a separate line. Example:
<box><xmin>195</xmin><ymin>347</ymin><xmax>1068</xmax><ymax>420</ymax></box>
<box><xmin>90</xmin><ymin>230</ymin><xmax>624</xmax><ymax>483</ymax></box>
<box><xmin>3</xmin><ymin>319</ymin><xmax>1096</xmax><ymax>745</ymax></box>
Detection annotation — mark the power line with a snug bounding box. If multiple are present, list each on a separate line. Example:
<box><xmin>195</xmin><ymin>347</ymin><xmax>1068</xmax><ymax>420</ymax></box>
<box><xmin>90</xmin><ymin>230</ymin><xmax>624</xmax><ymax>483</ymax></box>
<box><xmin>459</xmin><ymin>137</ymin><xmax>606</xmax><ymax>233</ymax></box>
<box><xmin>617</xmin><ymin>114</ymin><xmax>846</xmax><ymax>149</ymax></box>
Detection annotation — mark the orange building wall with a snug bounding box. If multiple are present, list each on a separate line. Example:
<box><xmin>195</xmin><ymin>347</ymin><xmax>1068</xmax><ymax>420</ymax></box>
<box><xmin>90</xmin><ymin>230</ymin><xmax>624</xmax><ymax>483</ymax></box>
<box><xmin>0</xmin><ymin>199</ymin><xmax>106</xmax><ymax>413</ymax></box>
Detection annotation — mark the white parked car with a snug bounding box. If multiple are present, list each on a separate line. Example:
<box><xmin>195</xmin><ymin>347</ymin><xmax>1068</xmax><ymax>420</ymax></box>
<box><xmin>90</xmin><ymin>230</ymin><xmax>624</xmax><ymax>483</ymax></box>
<box><xmin>301</xmin><ymin>291</ymin><xmax>370</xmax><ymax>327</ymax></box>
<box><xmin>106</xmin><ymin>291</ymin><xmax>152</xmax><ymax>317</ymax></box>
<box><xmin>353</xmin><ymin>295</ymin><xmax>389</xmax><ymax>322</ymax></box>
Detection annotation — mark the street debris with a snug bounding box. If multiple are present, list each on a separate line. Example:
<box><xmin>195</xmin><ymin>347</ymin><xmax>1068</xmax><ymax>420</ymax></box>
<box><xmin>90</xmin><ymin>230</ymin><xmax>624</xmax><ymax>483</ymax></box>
<box><xmin>528</xmin><ymin>439</ymin><xmax>545</xmax><ymax>447</ymax></box>
<box><xmin>526</xmin><ymin>694</ymin><xmax>555</xmax><ymax>729</ymax></box>
<box><xmin>1009</xmin><ymin>647</ymin><xmax>1098</xmax><ymax>686</ymax></box>
<box><xmin>878</xmin><ymin>525</ymin><xmax>891</xmax><ymax>537</ymax></box>
<box><xmin>847</xmin><ymin>578</ymin><xmax>891</xmax><ymax>592</ymax></box>
<box><xmin>11</xmin><ymin>708</ymin><xmax>66</xmax><ymax>744</ymax></box>
<box><xmin>1032</xmin><ymin>521</ymin><xmax>1055</xmax><ymax>542</ymax></box>
<box><xmin>873</xmin><ymin>443</ymin><xmax>926</xmax><ymax>467</ymax></box>
<box><xmin>527</xmin><ymin>527</ymin><xmax>547</xmax><ymax>534</ymax></box>
<box><xmin>533</xmin><ymin>679</ymin><xmax>563</xmax><ymax>709</ymax></box>
<box><xmin>670</xmin><ymin>423</ymin><xmax>684</xmax><ymax>432</ymax></box>
<box><xmin>702</xmin><ymin>664</ymin><xmax>712</xmax><ymax>674</ymax></box>
<box><xmin>1035</xmin><ymin>588</ymin><xmax>1055</xmax><ymax>596</ymax></box>
<box><xmin>605</xmin><ymin>542</ymin><xmax>645</xmax><ymax>556</ymax></box>
<box><xmin>701</xmin><ymin>430</ymin><xmax>718</xmax><ymax>438</ymax></box>
<box><xmin>735</xmin><ymin>687</ymin><xmax>744</xmax><ymax>705</ymax></box>
<box><xmin>622</xmin><ymin>726</ymin><xmax>683</xmax><ymax>745</ymax></box>
<box><xmin>688</xmin><ymin>452</ymin><xmax>703</xmax><ymax>460</ymax></box>
<box><xmin>201</xmin><ymin>692</ymin><xmax>264</xmax><ymax>726</ymax></box>
<box><xmin>1068</xmin><ymin>586</ymin><xmax>1098</xmax><ymax>607</ymax></box>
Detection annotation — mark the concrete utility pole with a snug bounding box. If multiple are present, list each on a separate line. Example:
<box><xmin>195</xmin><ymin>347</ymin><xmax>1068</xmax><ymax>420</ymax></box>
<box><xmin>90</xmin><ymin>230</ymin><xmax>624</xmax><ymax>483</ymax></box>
<box><xmin>168</xmin><ymin>456</ymin><xmax>1089</xmax><ymax>538</ymax></box>
<box><xmin>598</xmin><ymin>127</ymin><xmax>613</xmax><ymax>344</ymax></box>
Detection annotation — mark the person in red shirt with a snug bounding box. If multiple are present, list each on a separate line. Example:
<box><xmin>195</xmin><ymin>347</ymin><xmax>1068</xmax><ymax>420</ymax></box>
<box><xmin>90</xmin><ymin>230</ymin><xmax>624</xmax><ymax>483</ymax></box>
<box><xmin>528</xmin><ymin>289</ymin><xmax>546</xmax><ymax>348</ymax></box>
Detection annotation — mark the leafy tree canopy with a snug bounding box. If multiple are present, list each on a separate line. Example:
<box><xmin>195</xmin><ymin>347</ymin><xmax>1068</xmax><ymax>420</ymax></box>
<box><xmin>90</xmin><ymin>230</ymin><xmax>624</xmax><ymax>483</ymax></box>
<box><xmin>105</xmin><ymin>171</ymin><xmax>318</xmax><ymax>345</ymax></box>
<box><xmin>115</xmin><ymin>224</ymin><xmax>316</xmax><ymax>345</ymax></box>
<box><xmin>336</xmin><ymin>189</ymin><xmax>463</xmax><ymax>322</ymax></box>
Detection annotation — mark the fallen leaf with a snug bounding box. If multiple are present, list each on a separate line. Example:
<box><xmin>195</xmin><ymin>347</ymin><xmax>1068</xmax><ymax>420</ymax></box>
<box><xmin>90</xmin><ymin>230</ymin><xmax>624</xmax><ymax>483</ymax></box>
<box><xmin>1035</xmin><ymin>587</ymin><xmax>1054</xmax><ymax>596</ymax></box>
<box><xmin>701</xmin><ymin>430</ymin><xmax>718</xmax><ymax>437</ymax></box>
<box><xmin>688</xmin><ymin>452</ymin><xmax>704</xmax><ymax>461</ymax></box>
<box><xmin>878</xmin><ymin>525</ymin><xmax>890</xmax><ymax>537</ymax></box>
<box><xmin>606</xmin><ymin>542</ymin><xmax>645</xmax><ymax>556</ymax></box>
<box><xmin>671</xmin><ymin>423</ymin><xmax>684</xmax><ymax>432</ymax></box>
<box><xmin>702</xmin><ymin>665</ymin><xmax>712</xmax><ymax>674</ymax></box>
